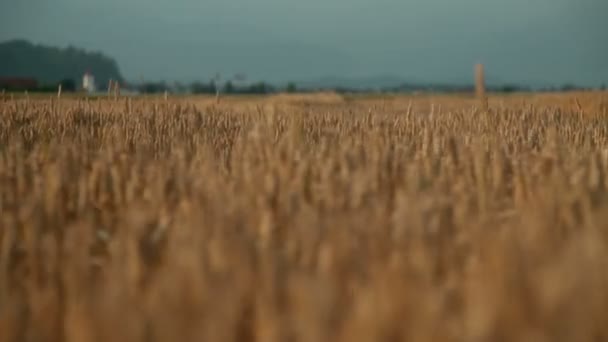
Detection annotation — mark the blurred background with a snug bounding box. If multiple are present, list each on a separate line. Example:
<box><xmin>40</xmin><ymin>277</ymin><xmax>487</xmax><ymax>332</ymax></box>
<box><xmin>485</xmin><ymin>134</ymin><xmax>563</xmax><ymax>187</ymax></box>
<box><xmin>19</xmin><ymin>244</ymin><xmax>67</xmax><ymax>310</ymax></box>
<box><xmin>1</xmin><ymin>0</ymin><xmax>607</xmax><ymax>94</ymax></box>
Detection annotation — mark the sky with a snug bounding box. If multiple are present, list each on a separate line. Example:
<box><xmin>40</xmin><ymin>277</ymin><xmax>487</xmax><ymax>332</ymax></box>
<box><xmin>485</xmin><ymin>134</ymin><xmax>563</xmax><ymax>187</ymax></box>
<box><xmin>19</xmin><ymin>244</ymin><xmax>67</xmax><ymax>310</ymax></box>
<box><xmin>1</xmin><ymin>0</ymin><xmax>607</xmax><ymax>86</ymax></box>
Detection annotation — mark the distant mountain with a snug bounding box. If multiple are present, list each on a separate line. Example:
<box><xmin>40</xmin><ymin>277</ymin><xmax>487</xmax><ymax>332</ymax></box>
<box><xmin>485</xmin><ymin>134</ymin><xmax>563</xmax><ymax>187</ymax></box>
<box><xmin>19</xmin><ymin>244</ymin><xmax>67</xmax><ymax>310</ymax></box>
<box><xmin>0</xmin><ymin>40</ymin><xmax>123</xmax><ymax>87</ymax></box>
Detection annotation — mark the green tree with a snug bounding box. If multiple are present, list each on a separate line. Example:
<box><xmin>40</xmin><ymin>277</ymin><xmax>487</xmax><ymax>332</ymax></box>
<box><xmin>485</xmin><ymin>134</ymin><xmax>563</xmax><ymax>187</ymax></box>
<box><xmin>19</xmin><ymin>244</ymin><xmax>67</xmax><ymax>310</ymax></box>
<box><xmin>247</xmin><ymin>82</ymin><xmax>271</xmax><ymax>94</ymax></box>
<box><xmin>0</xmin><ymin>40</ymin><xmax>124</xmax><ymax>87</ymax></box>
<box><xmin>190</xmin><ymin>82</ymin><xmax>214</xmax><ymax>94</ymax></box>
<box><xmin>59</xmin><ymin>78</ymin><xmax>76</xmax><ymax>92</ymax></box>
<box><xmin>223</xmin><ymin>81</ymin><xmax>235</xmax><ymax>94</ymax></box>
<box><xmin>286</xmin><ymin>82</ymin><xmax>297</xmax><ymax>93</ymax></box>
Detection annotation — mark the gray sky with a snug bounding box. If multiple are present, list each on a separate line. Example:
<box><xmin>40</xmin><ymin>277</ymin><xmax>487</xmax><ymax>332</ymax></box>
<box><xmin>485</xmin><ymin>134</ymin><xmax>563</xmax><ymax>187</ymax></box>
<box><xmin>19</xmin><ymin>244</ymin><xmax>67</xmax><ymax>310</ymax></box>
<box><xmin>1</xmin><ymin>0</ymin><xmax>607</xmax><ymax>86</ymax></box>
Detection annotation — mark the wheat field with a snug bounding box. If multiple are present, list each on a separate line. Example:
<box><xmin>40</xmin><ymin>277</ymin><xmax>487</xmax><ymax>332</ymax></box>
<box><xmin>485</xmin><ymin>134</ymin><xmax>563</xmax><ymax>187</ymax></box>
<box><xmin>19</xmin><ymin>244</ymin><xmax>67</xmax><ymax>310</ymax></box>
<box><xmin>1</xmin><ymin>91</ymin><xmax>608</xmax><ymax>342</ymax></box>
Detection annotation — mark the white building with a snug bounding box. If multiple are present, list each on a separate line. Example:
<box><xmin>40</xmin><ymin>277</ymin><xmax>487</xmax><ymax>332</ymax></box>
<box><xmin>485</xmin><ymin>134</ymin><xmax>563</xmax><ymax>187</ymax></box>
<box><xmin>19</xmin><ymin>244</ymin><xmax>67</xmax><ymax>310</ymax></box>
<box><xmin>82</xmin><ymin>72</ymin><xmax>96</xmax><ymax>93</ymax></box>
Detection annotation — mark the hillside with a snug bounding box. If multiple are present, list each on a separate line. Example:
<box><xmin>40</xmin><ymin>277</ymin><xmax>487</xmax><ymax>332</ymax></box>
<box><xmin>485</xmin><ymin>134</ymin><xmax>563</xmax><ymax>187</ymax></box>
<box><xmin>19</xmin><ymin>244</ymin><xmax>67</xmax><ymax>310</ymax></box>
<box><xmin>0</xmin><ymin>40</ymin><xmax>123</xmax><ymax>87</ymax></box>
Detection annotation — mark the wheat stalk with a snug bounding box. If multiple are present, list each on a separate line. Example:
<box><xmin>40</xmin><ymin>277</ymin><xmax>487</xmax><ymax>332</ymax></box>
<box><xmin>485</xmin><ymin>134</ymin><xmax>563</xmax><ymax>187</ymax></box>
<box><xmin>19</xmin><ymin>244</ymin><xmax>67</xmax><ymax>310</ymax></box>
<box><xmin>475</xmin><ymin>63</ymin><xmax>488</xmax><ymax>111</ymax></box>
<box><xmin>0</xmin><ymin>92</ymin><xmax>606</xmax><ymax>342</ymax></box>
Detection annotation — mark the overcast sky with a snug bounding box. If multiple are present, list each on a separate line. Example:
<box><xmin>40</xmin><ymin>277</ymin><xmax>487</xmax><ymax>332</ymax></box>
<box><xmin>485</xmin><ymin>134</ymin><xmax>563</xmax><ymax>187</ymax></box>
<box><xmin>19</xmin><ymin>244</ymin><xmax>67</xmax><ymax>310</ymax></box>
<box><xmin>1</xmin><ymin>0</ymin><xmax>607</xmax><ymax>86</ymax></box>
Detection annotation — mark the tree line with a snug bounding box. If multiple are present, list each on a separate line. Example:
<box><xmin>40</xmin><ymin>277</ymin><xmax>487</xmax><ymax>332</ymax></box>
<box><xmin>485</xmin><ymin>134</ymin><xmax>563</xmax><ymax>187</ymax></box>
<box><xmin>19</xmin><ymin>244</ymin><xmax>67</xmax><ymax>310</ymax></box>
<box><xmin>0</xmin><ymin>40</ymin><xmax>123</xmax><ymax>88</ymax></box>
<box><xmin>137</xmin><ymin>80</ymin><xmax>298</xmax><ymax>95</ymax></box>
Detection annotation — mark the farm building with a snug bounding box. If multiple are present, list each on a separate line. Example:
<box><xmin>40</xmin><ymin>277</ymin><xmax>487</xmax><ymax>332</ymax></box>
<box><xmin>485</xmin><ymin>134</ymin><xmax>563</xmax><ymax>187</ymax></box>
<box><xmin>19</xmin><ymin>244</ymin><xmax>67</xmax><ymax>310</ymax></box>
<box><xmin>82</xmin><ymin>72</ymin><xmax>96</xmax><ymax>93</ymax></box>
<box><xmin>0</xmin><ymin>77</ymin><xmax>38</xmax><ymax>91</ymax></box>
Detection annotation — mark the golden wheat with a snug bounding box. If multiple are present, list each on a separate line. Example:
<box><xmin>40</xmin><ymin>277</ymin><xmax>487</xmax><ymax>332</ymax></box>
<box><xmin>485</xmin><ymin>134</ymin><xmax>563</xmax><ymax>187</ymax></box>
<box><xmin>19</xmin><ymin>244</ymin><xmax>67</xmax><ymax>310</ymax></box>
<box><xmin>0</xmin><ymin>92</ymin><xmax>607</xmax><ymax>342</ymax></box>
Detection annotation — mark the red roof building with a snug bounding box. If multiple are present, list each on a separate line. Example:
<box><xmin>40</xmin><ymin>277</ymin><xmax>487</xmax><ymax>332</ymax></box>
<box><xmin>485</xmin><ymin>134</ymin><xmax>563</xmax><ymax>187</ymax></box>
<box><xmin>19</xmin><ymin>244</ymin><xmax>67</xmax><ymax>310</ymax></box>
<box><xmin>0</xmin><ymin>78</ymin><xmax>38</xmax><ymax>90</ymax></box>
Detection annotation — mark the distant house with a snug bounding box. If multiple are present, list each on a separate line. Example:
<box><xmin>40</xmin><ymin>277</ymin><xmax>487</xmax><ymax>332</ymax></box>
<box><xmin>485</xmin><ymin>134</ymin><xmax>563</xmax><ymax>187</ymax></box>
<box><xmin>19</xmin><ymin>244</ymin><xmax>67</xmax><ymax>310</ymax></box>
<box><xmin>0</xmin><ymin>77</ymin><xmax>38</xmax><ymax>90</ymax></box>
<box><xmin>82</xmin><ymin>71</ymin><xmax>96</xmax><ymax>92</ymax></box>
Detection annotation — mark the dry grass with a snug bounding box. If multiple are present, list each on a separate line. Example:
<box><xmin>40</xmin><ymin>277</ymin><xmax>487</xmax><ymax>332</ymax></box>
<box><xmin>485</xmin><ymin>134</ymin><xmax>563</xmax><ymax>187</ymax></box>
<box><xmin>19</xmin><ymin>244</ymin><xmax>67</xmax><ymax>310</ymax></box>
<box><xmin>1</xmin><ymin>92</ymin><xmax>608</xmax><ymax>342</ymax></box>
